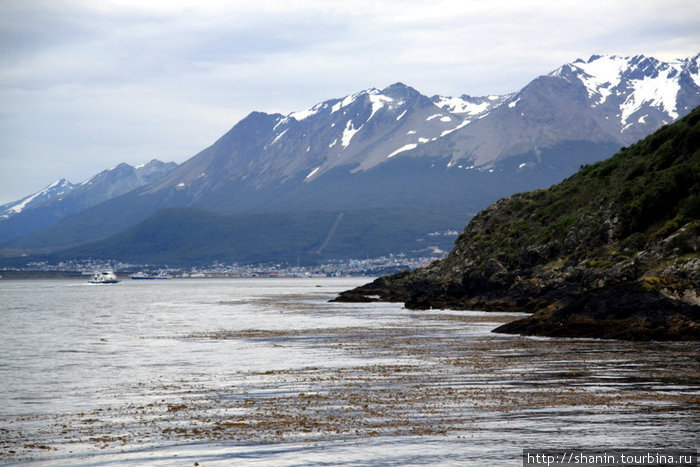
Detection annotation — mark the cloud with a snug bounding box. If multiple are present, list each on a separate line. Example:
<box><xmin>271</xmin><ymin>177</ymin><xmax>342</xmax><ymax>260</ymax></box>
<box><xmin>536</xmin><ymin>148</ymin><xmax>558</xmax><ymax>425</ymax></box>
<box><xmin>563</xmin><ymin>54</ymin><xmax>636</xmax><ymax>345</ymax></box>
<box><xmin>1</xmin><ymin>0</ymin><xmax>699</xmax><ymax>203</ymax></box>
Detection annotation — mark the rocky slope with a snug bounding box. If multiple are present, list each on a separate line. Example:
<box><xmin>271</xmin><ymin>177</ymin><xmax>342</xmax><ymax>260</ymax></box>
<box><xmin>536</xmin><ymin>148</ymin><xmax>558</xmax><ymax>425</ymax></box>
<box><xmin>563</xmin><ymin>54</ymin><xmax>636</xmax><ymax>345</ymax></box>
<box><xmin>334</xmin><ymin>106</ymin><xmax>700</xmax><ymax>341</ymax></box>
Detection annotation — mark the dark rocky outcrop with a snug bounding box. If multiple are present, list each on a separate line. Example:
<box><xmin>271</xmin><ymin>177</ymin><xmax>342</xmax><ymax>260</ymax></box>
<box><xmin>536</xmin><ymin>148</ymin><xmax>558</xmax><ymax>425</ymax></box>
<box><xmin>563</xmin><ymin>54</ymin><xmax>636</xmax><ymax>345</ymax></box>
<box><xmin>334</xmin><ymin>106</ymin><xmax>700</xmax><ymax>341</ymax></box>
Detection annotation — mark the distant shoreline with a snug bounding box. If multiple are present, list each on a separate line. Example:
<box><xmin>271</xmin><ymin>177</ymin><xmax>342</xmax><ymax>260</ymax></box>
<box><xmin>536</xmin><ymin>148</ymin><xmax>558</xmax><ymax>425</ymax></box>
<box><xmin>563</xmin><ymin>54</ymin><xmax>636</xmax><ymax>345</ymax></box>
<box><xmin>0</xmin><ymin>271</ymin><xmax>87</xmax><ymax>280</ymax></box>
<box><xmin>0</xmin><ymin>271</ymin><xmax>372</xmax><ymax>280</ymax></box>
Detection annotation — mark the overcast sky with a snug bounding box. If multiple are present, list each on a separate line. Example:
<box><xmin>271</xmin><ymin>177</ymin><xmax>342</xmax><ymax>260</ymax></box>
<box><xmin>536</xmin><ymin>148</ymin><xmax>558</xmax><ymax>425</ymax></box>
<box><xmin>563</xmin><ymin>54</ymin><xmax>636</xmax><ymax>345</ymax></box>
<box><xmin>1</xmin><ymin>0</ymin><xmax>699</xmax><ymax>204</ymax></box>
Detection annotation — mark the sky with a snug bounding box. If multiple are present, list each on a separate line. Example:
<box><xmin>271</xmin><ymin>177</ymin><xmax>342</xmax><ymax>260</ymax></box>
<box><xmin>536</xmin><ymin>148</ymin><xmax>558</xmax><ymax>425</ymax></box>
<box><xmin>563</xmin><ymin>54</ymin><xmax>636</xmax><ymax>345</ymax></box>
<box><xmin>1</xmin><ymin>0</ymin><xmax>699</xmax><ymax>204</ymax></box>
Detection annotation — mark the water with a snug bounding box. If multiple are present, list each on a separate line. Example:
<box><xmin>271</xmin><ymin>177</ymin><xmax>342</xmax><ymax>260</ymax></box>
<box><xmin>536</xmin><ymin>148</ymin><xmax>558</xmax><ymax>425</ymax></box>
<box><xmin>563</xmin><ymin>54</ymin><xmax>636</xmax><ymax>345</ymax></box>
<box><xmin>1</xmin><ymin>278</ymin><xmax>698</xmax><ymax>465</ymax></box>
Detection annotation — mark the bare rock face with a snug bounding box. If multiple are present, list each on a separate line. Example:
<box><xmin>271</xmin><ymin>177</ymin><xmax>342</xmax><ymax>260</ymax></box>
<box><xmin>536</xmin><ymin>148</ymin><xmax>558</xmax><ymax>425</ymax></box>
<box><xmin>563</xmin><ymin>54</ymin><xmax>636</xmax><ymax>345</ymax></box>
<box><xmin>334</xmin><ymin>106</ymin><xmax>700</xmax><ymax>341</ymax></box>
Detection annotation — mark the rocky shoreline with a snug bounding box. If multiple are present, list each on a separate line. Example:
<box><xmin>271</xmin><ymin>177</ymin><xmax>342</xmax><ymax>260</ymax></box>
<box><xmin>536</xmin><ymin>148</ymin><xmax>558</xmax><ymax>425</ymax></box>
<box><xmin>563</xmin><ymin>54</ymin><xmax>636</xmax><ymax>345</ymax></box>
<box><xmin>332</xmin><ymin>275</ymin><xmax>699</xmax><ymax>341</ymax></box>
<box><xmin>334</xmin><ymin>107</ymin><xmax>700</xmax><ymax>341</ymax></box>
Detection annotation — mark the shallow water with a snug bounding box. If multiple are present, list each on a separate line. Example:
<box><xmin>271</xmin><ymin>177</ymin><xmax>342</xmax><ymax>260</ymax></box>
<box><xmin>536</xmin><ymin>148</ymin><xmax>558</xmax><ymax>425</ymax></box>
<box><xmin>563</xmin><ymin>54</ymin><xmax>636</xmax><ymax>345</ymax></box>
<box><xmin>1</xmin><ymin>278</ymin><xmax>698</xmax><ymax>465</ymax></box>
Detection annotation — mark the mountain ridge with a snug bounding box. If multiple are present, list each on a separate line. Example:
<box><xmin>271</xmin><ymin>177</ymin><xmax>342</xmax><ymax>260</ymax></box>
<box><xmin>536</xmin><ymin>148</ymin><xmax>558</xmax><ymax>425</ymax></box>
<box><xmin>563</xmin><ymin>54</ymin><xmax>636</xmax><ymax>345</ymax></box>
<box><xmin>0</xmin><ymin>160</ymin><xmax>177</xmax><ymax>244</ymax></box>
<box><xmin>2</xmin><ymin>53</ymin><xmax>699</xmax><ymax>264</ymax></box>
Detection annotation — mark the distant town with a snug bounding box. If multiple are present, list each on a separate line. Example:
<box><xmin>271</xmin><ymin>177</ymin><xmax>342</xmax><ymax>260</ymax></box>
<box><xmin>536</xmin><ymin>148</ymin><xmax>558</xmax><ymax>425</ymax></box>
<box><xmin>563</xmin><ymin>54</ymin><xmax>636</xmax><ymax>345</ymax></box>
<box><xmin>0</xmin><ymin>253</ymin><xmax>443</xmax><ymax>279</ymax></box>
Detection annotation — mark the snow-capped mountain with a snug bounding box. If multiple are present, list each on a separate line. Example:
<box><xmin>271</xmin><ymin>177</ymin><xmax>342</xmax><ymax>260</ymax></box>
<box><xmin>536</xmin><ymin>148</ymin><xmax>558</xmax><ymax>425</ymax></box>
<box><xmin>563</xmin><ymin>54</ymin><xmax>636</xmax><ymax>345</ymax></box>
<box><xmin>2</xmin><ymin>53</ymin><xmax>698</xmax><ymax>261</ymax></box>
<box><xmin>163</xmin><ymin>54</ymin><xmax>700</xmax><ymax>192</ymax></box>
<box><xmin>553</xmin><ymin>54</ymin><xmax>700</xmax><ymax>139</ymax></box>
<box><xmin>0</xmin><ymin>159</ymin><xmax>176</xmax><ymax>243</ymax></box>
<box><xmin>0</xmin><ymin>179</ymin><xmax>75</xmax><ymax>220</ymax></box>
<box><xmin>408</xmin><ymin>53</ymin><xmax>700</xmax><ymax>171</ymax></box>
<box><xmin>140</xmin><ymin>53</ymin><xmax>698</xmax><ymax>213</ymax></box>
<box><xmin>77</xmin><ymin>160</ymin><xmax>178</xmax><ymax>203</ymax></box>
<box><xmin>144</xmin><ymin>82</ymin><xmax>484</xmax><ymax>193</ymax></box>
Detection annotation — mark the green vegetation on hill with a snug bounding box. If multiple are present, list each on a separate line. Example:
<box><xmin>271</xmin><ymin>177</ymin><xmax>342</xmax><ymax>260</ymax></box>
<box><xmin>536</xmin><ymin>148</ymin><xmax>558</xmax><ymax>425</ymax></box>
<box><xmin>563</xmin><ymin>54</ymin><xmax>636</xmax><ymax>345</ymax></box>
<box><xmin>458</xmin><ymin>107</ymin><xmax>699</xmax><ymax>274</ymax></box>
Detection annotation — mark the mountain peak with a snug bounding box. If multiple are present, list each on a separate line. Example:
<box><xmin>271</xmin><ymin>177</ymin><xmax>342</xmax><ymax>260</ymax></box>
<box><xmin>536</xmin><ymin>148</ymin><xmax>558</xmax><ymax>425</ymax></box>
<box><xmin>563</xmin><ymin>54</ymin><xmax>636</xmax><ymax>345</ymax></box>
<box><xmin>135</xmin><ymin>159</ymin><xmax>165</xmax><ymax>169</ymax></box>
<box><xmin>381</xmin><ymin>81</ymin><xmax>417</xmax><ymax>94</ymax></box>
<box><xmin>383</xmin><ymin>81</ymin><xmax>409</xmax><ymax>89</ymax></box>
<box><xmin>49</xmin><ymin>178</ymin><xmax>72</xmax><ymax>189</ymax></box>
<box><xmin>286</xmin><ymin>84</ymin><xmax>424</xmax><ymax>123</ymax></box>
<box><xmin>0</xmin><ymin>178</ymin><xmax>75</xmax><ymax>219</ymax></box>
<box><xmin>133</xmin><ymin>159</ymin><xmax>178</xmax><ymax>184</ymax></box>
<box><xmin>430</xmin><ymin>93</ymin><xmax>510</xmax><ymax>117</ymax></box>
<box><xmin>109</xmin><ymin>162</ymin><xmax>134</xmax><ymax>172</ymax></box>
<box><xmin>0</xmin><ymin>158</ymin><xmax>177</xmax><ymax>238</ymax></box>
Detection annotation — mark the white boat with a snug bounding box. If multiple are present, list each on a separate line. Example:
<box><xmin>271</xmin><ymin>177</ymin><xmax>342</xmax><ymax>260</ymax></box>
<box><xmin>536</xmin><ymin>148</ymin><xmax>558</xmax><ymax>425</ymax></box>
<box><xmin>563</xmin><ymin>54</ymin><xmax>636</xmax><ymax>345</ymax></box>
<box><xmin>89</xmin><ymin>271</ymin><xmax>120</xmax><ymax>284</ymax></box>
<box><xmin>131</xmin><ymin>271</ymin><xmax>155</xmax><ymax>280</ymax></box>
<box><xmin>131</xmin><ymin>271</ymin><xmax>171</xmax><ymax>280</ymax></box>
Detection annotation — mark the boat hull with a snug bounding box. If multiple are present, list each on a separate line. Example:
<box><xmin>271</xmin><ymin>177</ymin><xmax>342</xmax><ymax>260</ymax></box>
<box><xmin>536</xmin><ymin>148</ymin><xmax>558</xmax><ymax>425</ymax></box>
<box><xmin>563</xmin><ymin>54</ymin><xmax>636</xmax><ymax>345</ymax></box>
<box><xmin>89</xmin><ymin>271</ymin><xmax>120</xmax><ymax>284</ymax></box>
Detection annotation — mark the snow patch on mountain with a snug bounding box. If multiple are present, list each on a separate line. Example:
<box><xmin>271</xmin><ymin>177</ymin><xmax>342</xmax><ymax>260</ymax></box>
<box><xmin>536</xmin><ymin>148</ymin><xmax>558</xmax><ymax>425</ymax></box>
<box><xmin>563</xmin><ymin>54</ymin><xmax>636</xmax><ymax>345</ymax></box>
<box><xmin>2</xmin><ymin>179</ymin><xmax>74</xmax><ymax>217</ymax></box>
<box><xmin>289</xmin><ymin>102</ymin><xmax>325</xmax><ymax>121</ymax></box>
<box><xmin>273</xmin><ymin>116</ymin><xmax>290</xmax><ymax>130</ymax></box>
<box><xmin>387</xmin><ymin>143</ymin><xmax>417</xmax><ymax>159</ymax></box>
<box><xmin>305</xmin><ymin>167</ymin><xmax>320</xmax><ymax>179</ymax></box>
<box><xmin>432</xmin><ymin>94</ymin><xmax>512</xmax><ymax>118</ymax></box>
<box><xmin>570</xmin><ymin>55</ymin><xmax>629</xmax><ymax>104</ymax></box>
<box><xmin>331</xmin><ymin>91</ymin><xmax>364</xmax><ymax>113</ymax></box>
<box><xmin>620</xmin><ymin>70</ymin><xmax>681</xmax><ymax>125</ymax></box>
<box><xmin>270</xmin><ymin>128</ymin><xmax>289</xmax><ymax>146</ymax></box>
<box><xmin>440</xmin><ymin>120</ymin><xmax>471</xmax><ymax>137</ymax></box>
<box><xmin>341</xmin><ymin>120</ymin><xmax>360</xmax><ymax>147</ymax></box>
<box><xmin>433</xmin><ymin>96</ymin><xmax>488</xmax><ymax>115</ymax></box>
<box><xmin>10</xmin><ymin>183</ymin><xmax>64</xmax><ymax>213</ymax></box>
<box><xmin>368</xmin><ymin>92</ymin><xmax>394</xmax><ymax>120</ymax></box>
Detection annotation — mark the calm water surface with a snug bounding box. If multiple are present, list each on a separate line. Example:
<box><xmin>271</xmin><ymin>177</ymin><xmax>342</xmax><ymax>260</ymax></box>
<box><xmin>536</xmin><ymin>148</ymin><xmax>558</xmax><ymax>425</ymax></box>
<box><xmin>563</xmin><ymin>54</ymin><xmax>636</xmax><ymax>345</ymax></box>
<box><xmin>1</xmin><ymin>278</ymin><xmax>698</xmax><ymax>465</ymax></box>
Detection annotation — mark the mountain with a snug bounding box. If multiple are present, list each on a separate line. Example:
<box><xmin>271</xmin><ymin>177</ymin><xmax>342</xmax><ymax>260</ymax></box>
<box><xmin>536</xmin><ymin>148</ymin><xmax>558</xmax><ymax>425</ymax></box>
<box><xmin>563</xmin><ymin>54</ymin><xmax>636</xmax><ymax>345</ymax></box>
<box><xmin>333</xmin><ymin>105</ymin><xmax>700</xmax><ymax>341</ymax></box>
<box><xmin>409</xmin><ymin>54</ymin><xmax>700</xmax><ymax>171</ymax></box>
<box><xmin>2</xmin><ymin>54</ymin><xmax>699</xmax><ymax>264</ymax></box>
<box><xmin>0</xmin><ymin>160</ymin><xmax>177</xmax><ymax>245</ymax></box>
<box><xmin>0</xmin><ymin>179</ymin><xmax>75</xmax><ymax>220</ymax></box>
<box><xmin>134</xmin><ymin>83</ymin><xmax>505</xmax><ymax>212</ymax></box>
